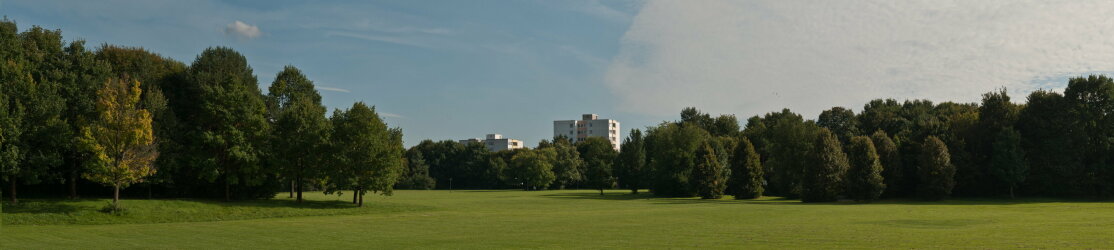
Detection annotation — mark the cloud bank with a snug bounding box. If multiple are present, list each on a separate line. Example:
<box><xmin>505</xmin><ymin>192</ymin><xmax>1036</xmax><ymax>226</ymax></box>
<box><xmin>606</xmin><ymin>1</ymin><xmax>1114</xmax><ymax>118</ymax></box>
<box><xmin>225</xmin><ymin>20</ymin><xmax>261</xmax><ymax>39</ymax></box>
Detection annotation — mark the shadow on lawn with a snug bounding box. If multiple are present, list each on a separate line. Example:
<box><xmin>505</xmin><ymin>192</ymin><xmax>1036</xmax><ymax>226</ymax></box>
<box><xmin>2</xmin><ymin>200</ymin><xmax>89</xmax><ymax>214</ymax></box>
<box><xmin>541</xmin><ymin>192</ymin><xmax>1108</xmax><ymax>206</ymax></box>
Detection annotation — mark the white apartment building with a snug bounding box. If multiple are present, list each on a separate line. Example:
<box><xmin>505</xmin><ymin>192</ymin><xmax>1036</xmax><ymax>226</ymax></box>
<box><xmin>459</xmin><ymin>134</ymin><xmax>524</xmax><ymax>152</ymax></box>
<box><xmin>553</xmin><ymin>114</ymin><xmax>621</xmax><ymax>151</ymax></box>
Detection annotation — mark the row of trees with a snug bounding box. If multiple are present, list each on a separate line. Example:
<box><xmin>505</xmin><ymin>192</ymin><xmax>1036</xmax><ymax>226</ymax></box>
<box><xmin>399</xmin><ymin>75</ymin><xmax>1113</xmax><ymax>203</ymax></box>
<box><xmin>0</xmin><ymin>19</ymin><xmax>404</xmax><ymax>206</ymax></box>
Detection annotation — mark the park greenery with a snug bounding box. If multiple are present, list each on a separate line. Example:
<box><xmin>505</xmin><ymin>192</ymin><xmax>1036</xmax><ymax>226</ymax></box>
<box><xmin>3</xmin><ymin>17</ymin><xmax>1114</xmax><ymax>214</ymax></box>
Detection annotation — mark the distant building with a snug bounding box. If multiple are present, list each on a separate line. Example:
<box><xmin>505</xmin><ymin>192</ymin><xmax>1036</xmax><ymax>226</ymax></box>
<box><xmin>459</xmin><ymin>134</ymin><xmax>524</xmax><ymax>152</ymax></box>
<box><xmin>553</xmin><ymin>114</ymin><xmax>620</xmax><ymax>151</ymax></box>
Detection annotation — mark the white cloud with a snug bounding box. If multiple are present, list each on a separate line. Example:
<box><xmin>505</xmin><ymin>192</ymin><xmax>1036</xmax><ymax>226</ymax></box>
<box><xmin>224</xmin><ymin>20</ymin><xmax>262</xmax><ymax>39</ymax></box>
<box><xmin>315</xmin><ymin>86</ymin><xmax>351</xmax><ymax>93</ymax></box>
<box><xmin>606</xmin><ymin>1</ymin><xmax>1114</xmax><ymax>119</ymax></box>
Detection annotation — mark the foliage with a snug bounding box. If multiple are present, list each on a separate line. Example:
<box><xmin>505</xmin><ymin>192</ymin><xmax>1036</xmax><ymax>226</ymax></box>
<box><xmin>692</xmin><ymin>142</ymin><xmax>727</xmax><ymax>199</ymax></box>
<box><xmin>578</xmin><ymin>137</ymin><xmax>617</xmax><ymax>195</ymax></box>
<box><xmin>870</xmin><ymin>131</ymin><xmax>902</xmax><ymax>198</ymax></box>
<box><xmin>330</xmin><ymin>102</ymin><xmax>404</xmax><ymax>206</ymax></box>
<box><xmin>990</xmin><ymin>127</ymin><xmax>1027</xmax><ymax>198</ymax></box>
<box><xmin>918</xmin><ymin>136</ymin><xmax>955</xmax><ymax>200</ymax></box>
<box><xmin>396</xmin><ymin>150</ymin><xmax>436</xmax><ymax>190</ymax></box>
<box><xmin>544</xmin><ymin>136</ymin><xmax>584</xmax><ymax>189</ymax></box>
<box><xmin>726</xmin><ymin>136</ymin><xmax>763</xmax><ymax>199</ymax></box>
<box><xmin>645</xmin><ymin>122</ymin><xmax>710</xmax><ymax>197</ymax></box>
<box><xmin>845</xmin><ymin>136</ymin><xmax>885</xmax><ymax>202</ymax></box>
<box><xmin>266</xmin><ymin>66</ymin><xmax>328</xmax><ymax>202</ymax></box>
<box><xmin>79</xmin><ymin>78</ymin><xmax>157</xmax><ymax>207</ymax></box>
<box><xmin>614</xmin><ymin>129</ymin><xmax>648</xmax><ymax>194</ymax></box>
<box><xmin>801</xmin><ymin>128</ymin><xmax>848</xmax><ymax>202</ymax></box>
<box><xmin>507</xmin><ymin>148</ymin><xmax>557</xmax><ymax>190</ymax></box>
<box><xmin>817</xmin><ymin>106</ymin><xmax>859</xmax><ymax>145</ymax></box>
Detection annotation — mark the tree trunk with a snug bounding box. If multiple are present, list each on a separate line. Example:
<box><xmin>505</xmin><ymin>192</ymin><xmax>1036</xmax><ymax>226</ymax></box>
<box><xmin>224</xmin><ymin>180</ymin><xmax>231</xmax><ymax>202</ymax></box>
<box><xmin>631</xmin><ymin>188</ymin><xmax>638</xmax><ymax>194</ymax></box>
<box><xmin>69</xmin><ymin>169</ymin><xmax>78</xmax><ymax>199</ymax></box>
<box><xmin>9</xmin><ymin>177</ymin><xmax>17</xmax><ymax>204</ymax></box>
<box><xmin>599</xmin><ymin>188</ymin><xmax>604</xmax><ymax>196</ymax></box>
<box><xmin>296</xmin><ymin>177</ymin><xmax>303</xmax><ymax>203</ymax></box>
<box><xmin>113</xmin><ymin>184</ymin><xmax>120</xmax><ymax>208</ymax></box>
<box><xmin>358</xmin><ymin>192</ymin><xmax>364</xmax><ymax>207</ymax></box>
<box><xmin>290</xmin><ymin>179</ymin><xmax>295</xmax><ymax>198</ymax></box>
<box><xmin>352</xmin><ymin>188</ymin><xmax>358</xmax><ymax>204</ymax></box>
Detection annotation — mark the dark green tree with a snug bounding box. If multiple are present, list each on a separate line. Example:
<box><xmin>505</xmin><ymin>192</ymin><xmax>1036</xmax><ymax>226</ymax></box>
<box><xmin>802</xmin><ymin>128</ymin><xmax>849</xmax><ymax>202</ymax></box>
<box><xmin>185</xmin><ymin>47</ymin><xmax>272</xmax><ymax>201</ymax></box>
<box><xmin>918</xmin><ymin>136</ymin><xmax>955</xmax><ymax>200</ymax></box>
<box><xmin>579</xmin><ymin>137</ymin><xmax>618</xmax><ymax>195</ymax></box>
<box><xmin>726</xmin><ymin>136</ymin><xmax>763</xmax><ymax>199</ymax></box>
<box><xmin>615</xmin><ymin>129</ymin><xmax>648</xmax><ymax>194</ymax></box>
<box><xmin>845</xmin><ymin>136</ymin><xmax>885</xmax><ymax>202</ymax></box>
<box><xmin>396</xmin><ymin>150</ymin><xmax>436</xmax><ymax>190</ymax></box>
<box><xmin>692</xmin><ymin>142</ymin><xmax>726</xmax><ymax>199</ymax></box>
<box><xmin>266</xmin><ymin>66</ymin><xmax>328</xmax><ymax>203</ymax></box>
<box><xmin>1016</xmin><ymin>90</ymin><xmax>1081</xmax><ymax>196</ymax></box>
<box><xmin>991</xmin><ymin>127</ymin><xmax>1027</xmax><ymax>198</ymax></box>
<box><xmin>870</xmin><ymin>130</ymin><xmax>903</xmax><ymax>198</ymax></box>
<box><xmin>818</xmin><ymin>107</ymin><xmax>859</xmax><ymax>145</ymax></box>
<box><xmin>1063</xmin><ymin>75</ymin><xmax>1114</xmax><ymax>196</ymax></box>
<box><xmin>645</xmin><ymin>122</ymin><xmax>710</xmax><ymax>197</ymax></box>
<box><xmin>330</xmin><ymin>102</ymin><xmax>404</xmax><ymax>206</ymax></box>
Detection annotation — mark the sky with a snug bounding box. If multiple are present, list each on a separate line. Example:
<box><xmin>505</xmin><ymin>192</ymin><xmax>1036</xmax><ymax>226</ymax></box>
<box><xmin>3</xmin><ymin>0</ymin><xmax>1113</xmax><ymax>147</ymax></box>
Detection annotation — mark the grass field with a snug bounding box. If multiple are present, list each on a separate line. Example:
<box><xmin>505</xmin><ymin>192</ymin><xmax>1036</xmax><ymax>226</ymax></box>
<box><xmin>4</xmin><ymin>190</ymin><xmax>1114</xmax><ymax>249</ymax></box>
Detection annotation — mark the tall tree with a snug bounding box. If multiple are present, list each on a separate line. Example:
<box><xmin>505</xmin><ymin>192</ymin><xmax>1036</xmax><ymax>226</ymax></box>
<box><xmin>692</xmin><ymin>142</ymin><xmax>727</xmax><ymax>199</ymax></box>
<box><xmin>185</xmin><ymin>47</ymin><xmax>271</xmax><ymax>201</ymax></box>
<box><xmin>330</xmin><ymin>102</ymin><xmax>404</xmax><ymax>206</ymax></box>
<box><xmin>396</xmin><ymin>150</ymin><xmax>436</xmax><ymax>190</ymax></box>
<box><xmin>870</xmin><ymin>130</ymin><xmax>903</xmax><ymax>198</ymax></box>
<box><xmin>991</xmin><ymin>127</ymin><xmax>1027</xmax><ymax>198</ymax></box>
<box><xmin>265</xmin><ymin>66</ymin><xmax>328</xmax><ymax>203</ymax></box>
<box><xmin>753</xmin><ymin>109</ymin><xmax>818</xmax><ymax>198</ymax></box>
<box><xmin>645</xmin><ymin>122</ymin><xmax>710</xmax><ymax>197</ymax></box>
<box><xmin>579</xmin><ymin>137</ymin><xmax>618</xmax><ymax>195</ymax></box>
<box><xmin>726</xmin><ymin>136</ymin><xmax>763</xmax><ymax>199</ymax></box>
<box><xmin>845</xmin><ymin>136</ymin><xmax>885</xmax><ymax>202</ymax></box>
<box><xmin>802</xmin><ymin>128</ymin><xmax>849</xmax><ymax>202</ymax></box>
<box><xmin>918</xmin><ymin>136</ymin><xmax>955</xmax><ymax>201</ymax></box>
<box><xmin>615</xmin><ymin>129</ymin><xmax>647</xmax><ymax>194</ymax></box>
<box><xmin>1063</xmin><ymin>75</ymin><xmax>1114</xmax><ymax>196</ymax></box>
<box><xmin>56</xmin><ymin>41</ymin><xmax>112</xmax><ymax>199</ymax></box>
<box><xmin>1016</xmin><ymin>90</ymin><xmax>1081</xmax><ymax>196</ymax></box>
<box><xmin>78</xmin><ymin>78</ymin><xmax>157</xmax><ymax>209</ymax></box>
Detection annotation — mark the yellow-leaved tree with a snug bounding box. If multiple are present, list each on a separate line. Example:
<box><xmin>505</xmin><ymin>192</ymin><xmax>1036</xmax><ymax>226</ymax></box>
<box><xmin>79</xmin><ymin>78</ymin><xmax>157</xmax><ymax>210</ymax></box>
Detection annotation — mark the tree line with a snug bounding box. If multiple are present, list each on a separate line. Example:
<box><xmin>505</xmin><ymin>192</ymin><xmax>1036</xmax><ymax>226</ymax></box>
<box><xmin>398</xmin><ymin>83</ymin><xmax>1114</xmax><ymax>202</ymax></box>
<box><xmin>0</xmin><ymin>19</ymin><xmax>404</xmax><ymax>207</ymax></box>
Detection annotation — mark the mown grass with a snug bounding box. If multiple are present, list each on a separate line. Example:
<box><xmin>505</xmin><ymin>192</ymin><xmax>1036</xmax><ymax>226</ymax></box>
<box><xmin>4</xmin><ymin>190</ymin><xmax>1114</xmax><ymax>249</ymax></box>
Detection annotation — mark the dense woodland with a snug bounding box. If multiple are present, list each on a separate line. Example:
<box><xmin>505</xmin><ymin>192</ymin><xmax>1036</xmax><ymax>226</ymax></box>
<box><xmin>4</xmin><ymin>19</ymin><xmax>1114</xmax><ymax>206</ymax></box>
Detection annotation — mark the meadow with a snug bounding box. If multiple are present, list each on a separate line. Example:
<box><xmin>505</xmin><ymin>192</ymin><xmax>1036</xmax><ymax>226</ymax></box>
<box><xmin>3</xmin><ymin>190</ymin><xmax>1114</xmax><ymax>249</ymax></box>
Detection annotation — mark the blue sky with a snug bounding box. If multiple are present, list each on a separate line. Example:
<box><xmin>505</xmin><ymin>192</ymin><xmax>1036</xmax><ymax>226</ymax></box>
<box><xmin>0</xmin><ymin>0</ymin><xmax>652</xmax><ymax>147</ymax></box>
<box><xmin>5</xmin><ymin>1</ymin><xmax>1112</xmax><ymax>147</ymax></box>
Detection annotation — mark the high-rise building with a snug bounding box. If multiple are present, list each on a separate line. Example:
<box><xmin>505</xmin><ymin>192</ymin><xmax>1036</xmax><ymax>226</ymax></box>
<box><xmin>553</xmin><ymin>114</ymin><xmax>620</xmax><ymax>151</ymax></box>
<box><xmin>459</xmin><ymin>133</ymin><xmax>524</xmax><ymax>152</ymax></box>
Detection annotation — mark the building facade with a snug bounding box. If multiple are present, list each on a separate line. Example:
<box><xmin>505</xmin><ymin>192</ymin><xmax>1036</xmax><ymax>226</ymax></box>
<box><xmin>459</xmin><ymin>134</ymin><xmax>524</xmax><ymax>152</ymax></box>
<box><xmin>553</xmin><ymin>114</ymin><xmax>620</xmax><ymax>151</ymax></box>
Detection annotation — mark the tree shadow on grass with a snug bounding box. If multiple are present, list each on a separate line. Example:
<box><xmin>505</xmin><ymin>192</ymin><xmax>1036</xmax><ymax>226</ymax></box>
<box><xmin>177</xmin><ymin>198</ymin><xmax>364</xmax><ymax>210</ymax></box>
<box><xmin>2</xmin><ymin>200</ymin><xmax>89</xmax><ymax>214</ymax></box>
<box><xmin>540</xmin><ymin>192</ymin><xmax>1109</xmax><ymax>206</ymax></box>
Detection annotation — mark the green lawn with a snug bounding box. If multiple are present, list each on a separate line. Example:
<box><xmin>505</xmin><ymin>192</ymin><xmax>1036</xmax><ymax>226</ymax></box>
<box><xmin>3</xmin><ymin>190</ymin><xmax>1114</xmax><ymax>249</ymax></box>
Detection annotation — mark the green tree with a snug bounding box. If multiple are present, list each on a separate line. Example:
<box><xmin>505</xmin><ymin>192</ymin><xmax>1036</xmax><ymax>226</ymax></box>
<box><xmin>579</xmin><ymin>137</ymin><xmax>617</xmax><ymax>195</ymax></box>
<box><xmin>726</xmin><ymin>136</ymin><xmax>763</xmax><ymax>199</ymax></box>
<box><xmin>991</xmin><ymin>127</ymin><xmax>1027</xmax><ymax>198</ymax></box>
<box><xmin>507</xmin><ymin>148</ymin><xmax>557</xmax><ymax>190</ymax></box>
<box><xmin>396</xmin><ymin>150</ymin><xmax>436</xmax><ymax>190</ymax></box>
<box><xmin>185</xmin><ymin>47</ymin><xmax>272</xmax><ymax>201</ymax></box>
<box><xmin>845</xmin><ymin>136</ymin><xmax>885</xmax><ymax>202</ymax></box>
<box><xmin>78</xmin><ymin>78</ymin><xmax>158</xmax><ymax>209</ymax></box>
<box><xmin>645</xmin><ymin>122</ymin><xmax>711</xmax><ymax>197</ymax></box>
<box><xmin>870</xmin><ymin>131</ymin><xmax>903</xmax><ymax>198</ymax></box>
<box><xmin>265</xmin><ymin>66</ymin><xmax>328</xmax><ymax>203</ymax></box>
<box><xmin>918</xmin><ymin>136</ymin><xmax>955</xmax><ymax>200</ymax></box>
<box><xmin>546</xmin><ymin>136</ymin><xmax>584</xmax><ymax>189</ymax></box>
<box><xmin>802</xmin><ymin>128</ymin><xmax>849</xmax><ymax>202</ymax></box>
<box><xmin>692</xmin><ymin>142</ymin><xmax>726</xmax><ymax>199</ymax></box>
<box><xmin>818</xmin><ymin>107</ymin><xmax>859</xmax><ymax>145</ymax></box>
<box><xmin>1063</xmin><ymin>75</ymin><xmax>1114</xmax><ymax>196</ymax></box>
<box><xmin>615</xmin><ymin>129</ymin><xmax>648</xmax><ymax>194</ymax></box>
<box><xmin>330</xmin><ymin>102</ymin><xmax>405</xmax><ymax>206</ymax></box>
<box><xmin>752</xmin><ymin>109</ymin><xmax>818</xmax><ymax>198</ymax></box>
<box><xmin>1016</xmin><ymin>90</ymin><xmax>1081</xmax><ymax>196</ymax></box>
